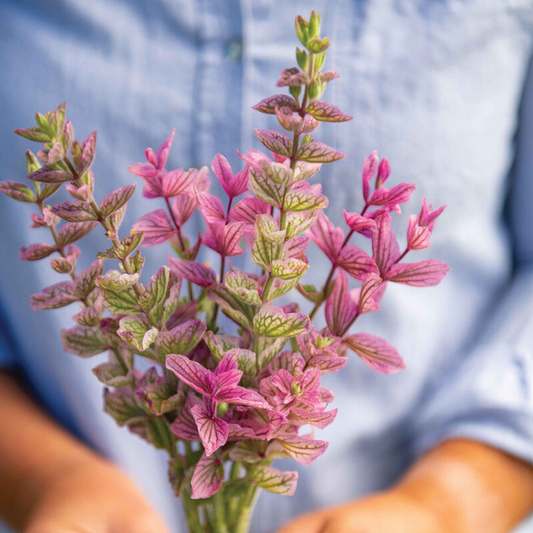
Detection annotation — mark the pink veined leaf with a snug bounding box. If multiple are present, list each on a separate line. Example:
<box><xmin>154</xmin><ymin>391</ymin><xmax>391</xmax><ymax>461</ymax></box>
<box><xmin>343</xmin><ymin>333</ymin><xmax>405</xmax><ymax>374</ymax></box>
<box><xmin>371</xmin><ymin>213</ymin><xmax>401</xmax><ymax>276</ymax></box>
<box><xmin>171</xmin><ymin>193</ymin><xmax>198</xmax><ymax>227</ymax></box>
<box><xmin>317</xmin><ymin>70</ymin><xmax>339</xmax><ymax>83</ymax></box>
<box><xmin>215</xmin><ymin>385</ymin><xmax>272</xmax><ymax>410</ymax></box>
<box><xmin>0</xmin><ymin>181</ymin><xmax>36</xmax><ymax>203</ymax></box>
<box><xmin>291</xmin><ymin>407</ymin><xmax>338</xmax><ymax>429</ymax></box>
<box><xmin>296</xmin><ymin>141</ymin><xmax>345</xmax><ymax>163</ymax></box>
<box><xmin>165</xmin><ymin>354</ymin><xmax>215</xmax><ymax>396</ymax></box>
<box><xmin>375</xmin><ymin>157</ymin><xmax>391</xmax><ymax>188</ymax></box>
<box><xmin>30</xmin><ymin>280</ymin><xmax>78</xmax><ymax>310</ymax></box>
<box><xmin>420</xmin><ymin>196</ymin><xmax>447</xmax><ymax>227</ymax></box>
<box><xmin>369</xmin><ymin>182</ymin><xmax>416</xmax><ymax>208</ymax></box>
<box><xmin>336</xmin><ymin>245</ymin><xmax>379</xmax><ymax>281</ymax></box>
<box><xmin>57</xmin><ymin>221</ymin><xmax>97</xmax><ymax>247</ymax></box>
<box><xmin>99</xmin><ymin>184</ymin><xmax>136</xmax><ymax>217</ymax></box>
<box><xmin>305</xmin><ymin>100</ymin><xmax>353</xmax><ymax>122</ymax></box>
<box><xmin>203</xmin><ymin>222</ymin><xmax>246</xmax><ymax>257</ymax></box>
<box><xmin>276</xmin><ymin>434</ymin><xmax>328</xmax><ymax>466</ymax></box>
<box><xmin>385</xmin><ymin>259</ymin><xmax>450</xmax><ymax>287</ymax></box>
<box><xmin>211</xmin><ymin>154</ymin><xmax>249</xmax><ymax>198</ymax></box>
<box><xmin>155</xmin><ymin>129</ymin><xmax>175</xmax><ymax>169</ymax></box>
<box><xmin>168</xmin><ymin>256</ymin><xmax>217</xmax><ymax>287</ymax></box>
<box><xmin>162</xmin><ymin>168</ymin><xmax>195</xmax><ymax>198</ymax></box>
<box><xmin>343</xmin><ymin>210</ymin><xmax>376</xmax><ymax>238</ymax></box>
<box><xmin>238</xmin><ymin>148</ymin><xmax>271</xmax><ymax>169</ymax></box>
<box><xmin>308</xmin><ymin>212</ymin><xmax>344</xmax><ymax>263</ymax></box>
<box><xmin>249</xmin><ymin>466</ymin><xmax>298</xmax><ymax>496</ymax></box>
<box><xmin>191</xmin><ymin>403</ymin><xmax>229</xmax><ymax>457</ymax></box>
<box><xmin>285</xmin><ymin>236</ymin><xmax>310</xmax><ymax>258</ymax></box>
<box><xmin>407</xmin><ymin>214</ymin><xmax>432</xmax><ymax>250</ymax></box>
<box><xmin>325</xmin><ymin>271</ymin><xmax>358</xmax><ymax>337</ymax></box>
<box><xmin>128</xmin><ymin>162</ymin><xmax>159</xmax><ymax>178</ymax></box>
<box><xmin>362</xmin><ymin>151</ymin><xmax>378</xmax><ymax>202</ymax></box>
<box><xmin>252</xmin><ymin>94</ymin><xmax>297</xmax><ymax>114</ymax></box>
<box><xmin>77</xmin><ymin>131</ymin><xmax>97</xmax><ymax>177</ymax></box>
<box><xmin>254</xmin><ymin>129</ymin><xmax>293</xmax><ymax>157</ymax></box>
<box><xmin>50</xmin><ymin>200</ymin><xmax>96</xmax><ymax>222</ymax></box>
<box><xmin>27</xmin><ymin>168</ymin><xmax>72</xmax><ymax>183</ymax></box>
<box><xmin>198</xmin><ymin>193</ymin><xmax>226</xmax><ymax>224</ymax></box>
<box><xmin>132</xmin><ymin>209</ymin><xmax>177</xmax><ymax>246</ymax></box>
<box><xmin>171</xmin><ymin>393</ymin><xmax>202</xmax><ymax>440</ymax></box>
<box><xmin>19</xmin><ymin>242</ymin><xmax>57</xmax><ymax>261</ymax></box>
<box><xmin>276</xmin><ymin>67</ymin><xmax>307</xmax><ymax>87</ymax></box>
<box><xmin>356</xmin><ymin>273</ymin><xmax>385</xmax><ymax>314</ymax></box>
<box><xmin>190</xmin><ymin>452</ymin><xmax>225</xmax><ymax>500</ymax></box>
<box><xmin>229</xmin><ymin>196</ymin><xmax>270</xmax><ymax>230</ymax></box>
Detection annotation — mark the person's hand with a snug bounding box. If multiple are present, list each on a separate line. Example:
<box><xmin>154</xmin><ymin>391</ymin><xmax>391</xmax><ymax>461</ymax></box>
<box><xmin>277</xmin><ymin>439</ymin><xmax>533</xmax><ymax>533</ymax></box>
<box><xmin>276</xmin><ymin>489</ymin><xmax>446</xmax><ymax>533</ymax></box>
<box><xmin>24</xmin><ymin>456</ymin><xmax>170</xmax><ymax>533</ymax></box>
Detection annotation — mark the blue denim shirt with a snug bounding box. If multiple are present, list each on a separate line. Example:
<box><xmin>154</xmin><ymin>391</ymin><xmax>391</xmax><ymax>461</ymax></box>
<box><xmin>1</xmin><ymin>1</ymin><xmax>532</xmax><ymax>532</ymax></box>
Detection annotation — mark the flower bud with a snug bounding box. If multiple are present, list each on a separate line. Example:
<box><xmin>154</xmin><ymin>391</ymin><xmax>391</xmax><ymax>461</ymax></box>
<box><xmin>308</xmin><ymin>37</ymin><xmax>330</xmax><ymax>54</ymax></box>
<box><xmin>309</xmin><ymin>11</ymin><xmax>321</xmax><ymax>40</ymax></box>
<box><xmin>295</xmin><ymin>15</ymin><xmax>309</xmax><ymax>47</ymax></box>
<box><xmin>289</xmin><ymin>85</ymin><xmax>302</xmax><ymax>99</ymax></box>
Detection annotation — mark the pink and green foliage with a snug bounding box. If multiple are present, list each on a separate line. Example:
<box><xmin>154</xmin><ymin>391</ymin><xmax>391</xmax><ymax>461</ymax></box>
<box><xmin>1</xmin><ymin>10</ymin><xmax>449</xmax><ymax>533</ymax></box>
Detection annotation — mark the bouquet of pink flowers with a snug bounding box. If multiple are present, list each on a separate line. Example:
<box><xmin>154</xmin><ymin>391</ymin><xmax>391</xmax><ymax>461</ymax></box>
<box><xmin>0</xmin><ymin>11</ymin><xmax>449</xmax><ymax>533</ymax></box>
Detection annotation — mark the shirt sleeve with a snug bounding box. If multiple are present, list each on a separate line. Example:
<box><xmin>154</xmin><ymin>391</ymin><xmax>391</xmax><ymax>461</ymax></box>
<box><xmin>411</xmin><ymin>56</ymin><xmax>533</xmax><ymax>466</ymax></box>
<box><xmin>0</xmin><ymin>303</ymin><xmax>17</xmax><ymax>369</ymax></box>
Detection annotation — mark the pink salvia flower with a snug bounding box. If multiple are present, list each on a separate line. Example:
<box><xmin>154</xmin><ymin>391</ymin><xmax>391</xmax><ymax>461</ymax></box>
<box><xmin>362</xmin><ymin>151</ymin><xmax>379</xmax><ymax>202</ymax></box>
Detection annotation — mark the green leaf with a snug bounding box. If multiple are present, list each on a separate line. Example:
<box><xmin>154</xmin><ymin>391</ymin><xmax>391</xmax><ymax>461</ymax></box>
<box><xmin>297</xmin><ymin>283</ymin><xmax>323</xmax><ymax>304</ymax></box>
<box><xmin>225</xmin><ymin>271</ymin><xmax>262</xmax><ymax>305</ymax></box>
<box><xmin>61</xmin><ymin>325</ymin><xmax>108</xmax><ymax>357</ymax></box>
<box><xmin>139</xmin><ymin>266</ymin><xmax>170</xmax><ymax>323</ymax></box>
<box><xmin>103</xmin><ymin>388</ymin><xmax>147</xmax><ymax>426</ymax></box>
<box><xmin>92</xmin><ymin>362</ymin><xmax>133</xmax><ymax>387</ymax></box>
<box><xmin>161</xmin><ymin>283</ymin><xmax>182</xmax><ymax>326</ymax></box>
<box><xmin>101</xmin><ymin>287</ymin><xmax>142</xmax><ymax>315</ymax></box>
<box><xmin>271</xmin><ymin>258</ymin><xmax>309</xmax><ymax>280</ymax></box>
<box><xmin>283</xmin><ymin>189</ymin><xmax>328</xmax><ymax>211</ymax></box>
<box><xmin>248</xmin><ymin>167</ymin><xmax>288</xmax><ymax>208</ymax></box>
<box><xmin>0</xmin><ymin>181</ymin><xmax>36</xmax><ymax>203</ymax></box>
<box><xmin>253</xmin><ymin>306</ymin><xmax>310</xmax><ymax>338</ymax></box>
<box><xmin>249</xmin><ymin>465</ymin><xmax>298</xmax><ymax>495</ymax></box>
<box><xmin>118</xmin><ymin>316</ymin><xmax>158</xmax><ymax>352</ymax></box>
<box><xmin>257</xmin><ymin>337</ymin><xmax>287</xmax><ymax>368</ymax></box>
<box><xmin>204</xmin><ymin>331</ymin><xmax>241</xmax><ymax>362</ymax></box>
<box><xmin>285</xmin><ymin>211</ymin><xmax>317</xmax><ymax>239</ymax></box>
<box><xmin>267</xmin><ymin>277</ymin><xmax>301</xmax><ymax>300</ymax></box>
<box><xmin>156</xmin><ymin>319</ymin><xmax>207</xmax><ymax>359</ymax></box>
<box><xmin>96</xmin><ymin>270</ymin><xmax>139</xmax><ymax>291</ymax></box>
<box><xmin>206</xmin><ymin>284</ymin><xmax>258</xmax><ymax>329</ymax></box>
<box><xmin>251</xmin><ymin>215</ymin><xmax>286</xmax><ymax>271</ymax></box>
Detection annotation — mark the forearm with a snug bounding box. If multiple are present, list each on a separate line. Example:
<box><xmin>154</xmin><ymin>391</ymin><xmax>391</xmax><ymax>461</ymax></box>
<box><xmin>0</xmin><ymin>371</ymin><xmax>100</xmax><ymax>530</ymax></box>
<box><xmin>396</xmin><ymin>439</ymin><xmax>533</xmax><ymax>533</ymax></box>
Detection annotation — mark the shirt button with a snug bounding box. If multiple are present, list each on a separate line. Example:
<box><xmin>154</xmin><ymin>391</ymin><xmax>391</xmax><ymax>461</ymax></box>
<box><xmin>224</xmin><ymin>37</ymin><xmax>243</xmax><ymax>62</ymax></box>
